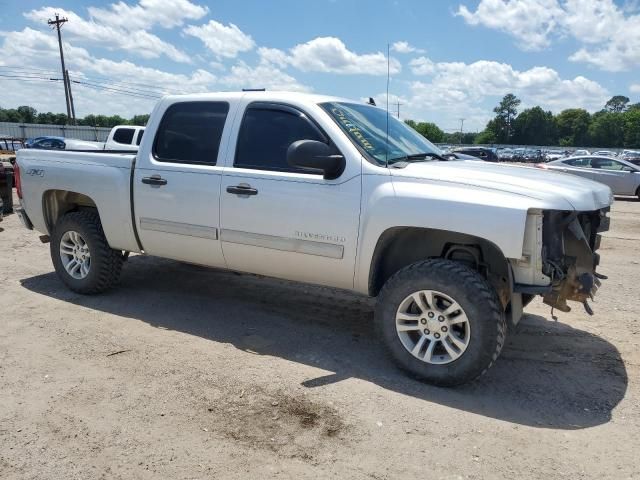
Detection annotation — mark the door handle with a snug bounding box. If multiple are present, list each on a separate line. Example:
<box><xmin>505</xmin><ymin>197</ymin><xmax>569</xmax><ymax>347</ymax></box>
<box><xmin>226</xmin><ymin>185</ymin><xmax>258</xmax><ymax>196</ymax></box>
<box><xmin>142</xmin><ymin>175</ymin><xmax>167</xmax><ymax>186</ymax></box>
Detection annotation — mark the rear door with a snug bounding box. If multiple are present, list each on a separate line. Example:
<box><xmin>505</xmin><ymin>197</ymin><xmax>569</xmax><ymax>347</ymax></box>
<box><xmin>133</xmin><ymin>100</ymin><xmax>234</xmax><ymax>266</ymax></box>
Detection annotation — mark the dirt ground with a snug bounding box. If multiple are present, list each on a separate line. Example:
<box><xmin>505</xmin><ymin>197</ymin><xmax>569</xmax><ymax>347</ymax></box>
<box><xmin>1</xmin><ymin>191</ymin><xmax>638</xmax><ymax>479</ymax></box>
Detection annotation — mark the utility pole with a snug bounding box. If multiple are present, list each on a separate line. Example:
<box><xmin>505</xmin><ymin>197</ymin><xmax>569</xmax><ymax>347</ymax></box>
<box><xmin>48</xmin><ymin>13</ymin><xmax>73</xmax><ymax>124</ymax></box>
<box><xmin>394</xmin><ymin>100</ymin><xmax>402</xmax><ymax>119</ymax></box>
<box><xmin>459</xmin><ymin>118</ymin><xmax>465</xmax><ymax>145</ymax></box>
<box><xmin>65</xmin><ymin>69</ymin><xmax>76</xmax><ymax>123</ymax></box>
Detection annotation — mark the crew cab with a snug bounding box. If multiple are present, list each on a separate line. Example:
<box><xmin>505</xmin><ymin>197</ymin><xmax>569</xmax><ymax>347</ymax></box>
<box><xmin>14</xmin><ymin>92</ymin><xmax>613</xmax><ymax>386</ymax></box>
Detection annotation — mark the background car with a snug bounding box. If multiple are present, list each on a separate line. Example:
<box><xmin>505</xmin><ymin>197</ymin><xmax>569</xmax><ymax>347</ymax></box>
<box><xmin>452</xmin><ymin>146</ymin><xmax>498</xmax><ymax>162</ymax></box>
<box><xmin>593</xmin><ymin>150</ymin><xmax>616</xmax><ymax>157</ymax></box>
<box><xmin>544</xmin><ymin>149</ymin><xmax>565</xmax><ymax>161</ymax></box>
<box><xmin>537</xmin><ymin>155</ymin><xmax>640</xmax><ymax>198</ymax></box>
<box><xmin>25</xmin><ymin>136</ymin><xmax>66</xmax><ymax>150</ymax></box>
<box><xmin>621</xmin><ymin>151</ymin><xmax>640</xmax><ymax>166</ymax></box>
<box><xmin>497</xmin><ymin>148</ymin><xmax>514</xmax><ymax>160</ymax></box>
<box><xmin>443</xmin><ymin>152</ymin><xmax>482</xmax><ymax>161</ymax></box>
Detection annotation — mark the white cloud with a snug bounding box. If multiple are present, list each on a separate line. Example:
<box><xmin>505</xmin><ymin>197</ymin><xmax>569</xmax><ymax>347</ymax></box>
<box><xmin>457</xmin><ymin>0</ymin><xmax>640</xmax><ymax>71</ymax></box>
<box><xmin>391</xmin><ymin>41</ymin><xmax>425</xmax><ymax>54</ymax></box>
<box><xmin>631</xmin><ymin>84</ymin><xmax>640</xmax><ymax>94</ymax></box>
<box><xmin>257</xmin><ymin>47</ymin><xmax>289</xmax><ymax>68</ymax></box>
<box><xmin>409</xmin><ymin>56</ymin><xmax>436</xmax><ymax>75</ymax></box>
<box><xmin>401</xmin><ymin>56</ymin><xmax>609</xmax><ymax>130</ymax></box>
<box><xmin>25</xmin><ymin>6</ymin><xmax>191</xmax><ymax>63</ymax></box>
<box><xmin>184</xmin><ymin>20</ymin><xmax>255</xmax><ymax>59</ymax></box>
<box><xmin>259</xmin><ymin>37</ymin><xmax>401</xmax><ymax>75</ymax></box>
<box><xmin>0</xmin><ymin>26</ymin><xmax>308</xmax><ymax>118</ymax></box>
<box><xmin>87</xmin><ymin>0</ymin><xmax>208</xmax><ymax>31</ymax></box>
<box><xmin>456</xmin><ymin>0</ymin><xmax>562</xmax><ymax>50</ymax></box>
<box><xmin>221</xmin><ymin>62</ymin><xmax>310</xmax><ymax>92</ymax></box>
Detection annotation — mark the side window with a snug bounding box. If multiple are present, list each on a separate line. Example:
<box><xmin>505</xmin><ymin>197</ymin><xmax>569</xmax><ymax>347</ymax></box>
<box><xmin>153</xmin><ymin>102</ymin><xmax>230</xmax><ymax>165</ymax></box>
<box><xmin>136</xmin><ymin>129</ymin><xmax>144</xmax><ymax>146</ymax></box>
<box><xmin>594</xmin><ymin>159</ymin><xmax>623</xmax><ymax>171</ymax></box>
<box><xmin>113</xmin><ymin>128</ymin><xmax>135</xmax><ymax>145</ymax></box>
<box><xmin>234</xmin><ymin>104</ymin><xmax>326</xmax><ymax>173</ymax></box>
<box><xmin>564</xmin><ymin>157</ymin><xmax>591</xmax><ymax>168</ymax></box>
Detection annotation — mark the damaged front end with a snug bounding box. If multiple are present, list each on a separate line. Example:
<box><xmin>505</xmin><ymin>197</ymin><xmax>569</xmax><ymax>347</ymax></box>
<box><xmin>541</xmin><ymin>208</ymin><xmax>610</xmax><ymax>315</ymax></box>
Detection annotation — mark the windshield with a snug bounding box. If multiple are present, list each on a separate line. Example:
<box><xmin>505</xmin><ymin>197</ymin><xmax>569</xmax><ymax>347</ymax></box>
<box><xmin>320</xmin><ymin>102</ymin><xmax>441</xmax><ymax>166</ymax></box>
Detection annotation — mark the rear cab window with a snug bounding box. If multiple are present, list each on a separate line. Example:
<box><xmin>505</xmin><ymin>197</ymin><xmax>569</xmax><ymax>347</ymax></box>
<box><xmin>136</xmin><ymin>129</ymin><xmax>145</xmax><ymax>146</ymax></box>
<box><xmin>153</xmin><ymin>101</ymin><xmax>230</xmax><ymax>165</ymax></box>
<box><xmin>113</xmin><ymin>128</ymin><xmax>135</xmax><ymax>145</ymax></box>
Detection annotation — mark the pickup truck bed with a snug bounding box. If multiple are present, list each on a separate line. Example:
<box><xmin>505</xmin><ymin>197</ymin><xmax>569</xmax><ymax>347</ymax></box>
<box><xmin>18</xmin><ymin>150</ymin><xmax>139</xmax><ymax>253</ymax></box>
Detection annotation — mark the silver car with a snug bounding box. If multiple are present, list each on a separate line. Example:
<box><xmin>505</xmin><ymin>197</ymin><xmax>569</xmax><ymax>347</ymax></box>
<box><xmin>540</xmin><ymin>156</ymin><xmax>640</xmax><ymax>198</ymax></box>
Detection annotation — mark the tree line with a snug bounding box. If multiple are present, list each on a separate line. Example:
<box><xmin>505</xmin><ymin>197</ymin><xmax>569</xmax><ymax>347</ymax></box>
<box><xmin>406</xmin><ymin>95</ymin><xmax>640</xmax><ymax>148</ymax></box>
<box><xmin>0</xmin><ymin>105</ymin><xmax>150</xmax><ymax>128</ymax></box>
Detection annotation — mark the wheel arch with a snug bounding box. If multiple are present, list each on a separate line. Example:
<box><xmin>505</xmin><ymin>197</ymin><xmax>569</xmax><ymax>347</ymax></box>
<box><xmin>42</xmin><ymin>189</ymin><xmax>98</xmax><ymax>234</ymax></box>
<box><xmin>368</xmin><ymin>226</ymin><xmax>511</xmax><ymax>306</ymax></box>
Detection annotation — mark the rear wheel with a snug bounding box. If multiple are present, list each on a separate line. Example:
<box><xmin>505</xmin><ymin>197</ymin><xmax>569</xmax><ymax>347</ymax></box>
<box><xmin>51</xmin><ymin>210</ymin><xmax>123</xmax><ymax>294</ymax></box>
<box><xmin>375</xmin><ymin>259</ymin><xmax>506</xmax><ymax>386</ymax></box>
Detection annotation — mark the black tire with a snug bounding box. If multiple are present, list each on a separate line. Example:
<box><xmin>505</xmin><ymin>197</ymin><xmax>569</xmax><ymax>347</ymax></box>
<box><xmin>375</xmin><ymin>259</ymin><xmax>506</xmax><ymax>387</ymax></box>
<box><xmin>50</xmin><ymin>210</ymin><xmax>123</xmax><ymax>294</ymax></box>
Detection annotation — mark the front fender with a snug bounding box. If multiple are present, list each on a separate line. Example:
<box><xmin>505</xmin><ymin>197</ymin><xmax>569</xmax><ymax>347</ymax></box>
<box><xmin>354</xmin><ymin>174</ymin><xmax>535</xmax><ymax>294</ymax></box>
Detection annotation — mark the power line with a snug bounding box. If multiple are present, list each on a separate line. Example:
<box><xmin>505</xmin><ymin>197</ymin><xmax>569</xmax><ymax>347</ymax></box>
<box><xmin>70</xmin><ymin>79</ymin><xmax>161</xmax><ymax>100</ymax></box>
<box><xmin>47</xmin><ymin>13</ymin><xmax>74</xmax><ymax>124</ymax></box>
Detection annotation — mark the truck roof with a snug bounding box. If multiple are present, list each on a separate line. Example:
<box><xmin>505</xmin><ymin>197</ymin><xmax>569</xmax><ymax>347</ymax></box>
<box><xmin>161</xmin><ymin>90</ymin><xmax>358</xmax><ymax>106</ymax></box>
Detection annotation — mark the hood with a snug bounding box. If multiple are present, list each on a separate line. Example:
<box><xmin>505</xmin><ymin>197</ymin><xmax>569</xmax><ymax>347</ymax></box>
<box><xmin>390</xmin><ymin>160</ymin><xmax>613</xmax><ymax>211</ymax></box>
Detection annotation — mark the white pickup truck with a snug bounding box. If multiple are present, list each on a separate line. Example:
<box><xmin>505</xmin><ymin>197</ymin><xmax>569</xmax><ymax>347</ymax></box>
<box><xmin>103</xmin><ymin>125</ymin><xmax>145</xmax><ymax>151</ymax></box>
<box><xmin>15</xmin><ymin>91</ymin><xmax>612</xmax><ymax>386</ymax></box>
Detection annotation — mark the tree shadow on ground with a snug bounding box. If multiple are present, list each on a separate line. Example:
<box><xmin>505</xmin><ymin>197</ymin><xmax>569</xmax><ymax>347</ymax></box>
<box><xmin>21</xmin><ymin>255</ymin><xmax>627</xmax><ymax>430</ymax></box>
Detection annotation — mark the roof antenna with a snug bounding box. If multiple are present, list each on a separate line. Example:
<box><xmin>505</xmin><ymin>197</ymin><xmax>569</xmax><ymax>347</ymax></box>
<box><xmin>367</xmin><ymin>97</ymin><xmax>376</xmax><ymax>106</ymax></box>
<box><xmin>385</xmin><ymin>43</ymin><xmax>390</xmax><ymax>168</ymax></box>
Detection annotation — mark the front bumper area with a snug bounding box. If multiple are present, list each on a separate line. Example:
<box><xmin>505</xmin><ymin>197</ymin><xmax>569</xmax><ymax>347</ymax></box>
<box><xmin>541</xmin><ymin>207</ymin><xmax>609</xmax><ymax>314</ymax></box>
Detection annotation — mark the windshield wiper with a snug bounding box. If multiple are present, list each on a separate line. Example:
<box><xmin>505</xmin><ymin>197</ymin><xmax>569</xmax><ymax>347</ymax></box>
<box><xmin>387</xmin><ymin>152</ymin><xmax>448</xmax><ymax>165</ymax></box>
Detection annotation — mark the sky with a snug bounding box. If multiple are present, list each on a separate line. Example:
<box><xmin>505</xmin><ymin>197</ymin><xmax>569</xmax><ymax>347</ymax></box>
<box><xmin>0</xmin><ymin>0</ymin><xmax>639</xmax><ymax>132</ymax></box>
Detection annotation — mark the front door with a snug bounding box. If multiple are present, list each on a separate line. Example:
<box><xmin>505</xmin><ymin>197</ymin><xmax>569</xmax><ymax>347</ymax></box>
<box><xmin>219</xmin><ymin>102</ymin><xmax>361</xmax><ymax>290</ymax></box>
<box><xmin>133</xmin><ymin>101</ymin><xmax>233</xmax><ymax>266</ymax></box>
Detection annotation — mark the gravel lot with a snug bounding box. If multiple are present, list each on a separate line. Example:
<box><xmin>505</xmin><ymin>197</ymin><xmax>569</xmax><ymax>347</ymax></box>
<box><xmin>1</xmin><ymin>191</ymin><xmax>638</xmax><ymax>479</ymax></box>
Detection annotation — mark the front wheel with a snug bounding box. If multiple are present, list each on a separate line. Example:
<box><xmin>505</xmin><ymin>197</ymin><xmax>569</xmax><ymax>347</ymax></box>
<box><xmin>51</xmin><ymin>210</ymin><xmax>123</xmax><ymax>294</ymax></box>
<box><xmin>375</xmin><ymin>259</ymin><xmax>506</xmax><ymax>386</ymax></box>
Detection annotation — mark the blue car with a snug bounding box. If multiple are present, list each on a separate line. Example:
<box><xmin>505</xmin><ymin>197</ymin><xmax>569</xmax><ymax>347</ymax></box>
<box><xmin>25</xmin><ymin>136</ymin><xmax>66</xmax><ymax>150</ymax></box>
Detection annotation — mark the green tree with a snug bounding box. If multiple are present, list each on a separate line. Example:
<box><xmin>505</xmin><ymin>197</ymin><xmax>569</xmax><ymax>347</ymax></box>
<box><xmin>404</xmin><ymin>119</ymin><xmax>445</xmax><ymax>143</ymax></box>
<box><xmin>474</xmin><ymin>129</ymin><xmax>496</xmax><ymax>145</ymax></box>
<box><xmin>588</xmin><ymin>111</ymin><xmax>624</xmax><ymax>147</ymax></box>
<box><xmin>622</xmin><ymin>108</ymin><xmax>640</xmax><ymax>148</ymax></box>
<box><xmin>555</xmin><ymin>109</ymin><xmax>591</xmax><ymax>146</ymax></box>
<box><xmin>604</xmin><ymin>95</ymin><xmax>630</xmax><ymax>113</ymax></box>
<box><xmin>131</xmin><ymin>114</ymin><xmax>150</xmax><ymax>125</ymax></box>
<box><xmin>489</xmin><ymin>93</ymin><xmax>521</xmax><ymax>143</ymax></box>
<box><xmin>17</xmin><ymin>106</ymin><xmax>37</xmax><ymax>123</ymax></box>
<box><xmin>512</xmin><ymin>107</ymin><xmax>557</xmax><ymax>145</ymax></box>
